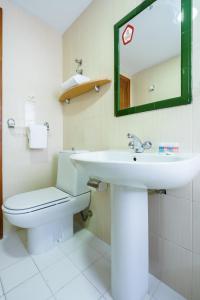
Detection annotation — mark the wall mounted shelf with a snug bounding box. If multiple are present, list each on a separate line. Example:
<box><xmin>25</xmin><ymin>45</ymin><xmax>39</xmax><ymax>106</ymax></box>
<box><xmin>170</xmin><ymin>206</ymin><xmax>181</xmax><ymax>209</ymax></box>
<box><xmin>59</xmin><ymin>79</ymin><xmax>111</xmax><ymax>103</ymax></box>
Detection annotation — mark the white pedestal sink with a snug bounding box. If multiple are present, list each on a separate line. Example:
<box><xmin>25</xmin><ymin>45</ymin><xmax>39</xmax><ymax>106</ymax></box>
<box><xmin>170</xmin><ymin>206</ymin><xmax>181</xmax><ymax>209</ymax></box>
<box><xmin>71</xmin><ymin>150</ymin><xmax>200</xmax><ymax>300</ymax></box>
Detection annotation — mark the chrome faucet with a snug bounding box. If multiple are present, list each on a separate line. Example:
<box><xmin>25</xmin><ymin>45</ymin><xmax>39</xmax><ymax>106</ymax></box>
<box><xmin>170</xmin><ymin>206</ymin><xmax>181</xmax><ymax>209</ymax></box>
<box><xmin>127</xmin><ymin>133</ymin><xmax>152</xmax><ymax>153</ymax></box>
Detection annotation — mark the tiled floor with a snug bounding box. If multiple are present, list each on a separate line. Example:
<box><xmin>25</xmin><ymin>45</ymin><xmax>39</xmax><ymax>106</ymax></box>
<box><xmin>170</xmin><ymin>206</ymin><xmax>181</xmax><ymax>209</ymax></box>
<box><xmin>0</xmin><ymin>228</ymin><xmax>187</xmax><ymax>300</ymax></box>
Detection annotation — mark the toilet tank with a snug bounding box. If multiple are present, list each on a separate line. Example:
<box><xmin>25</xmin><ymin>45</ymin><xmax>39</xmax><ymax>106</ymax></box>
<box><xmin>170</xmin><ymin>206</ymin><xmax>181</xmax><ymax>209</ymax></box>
<box><xmin>56</xmin><ymin>150</ymin><xmax>90</xmax><ymax>196</ymax></box>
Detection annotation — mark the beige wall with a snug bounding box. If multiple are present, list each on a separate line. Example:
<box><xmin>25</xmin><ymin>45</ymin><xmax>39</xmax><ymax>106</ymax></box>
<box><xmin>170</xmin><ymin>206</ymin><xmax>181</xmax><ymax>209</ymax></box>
<box><xmin>132</xmin><ymin>56</ymin><xmax>181</xmax><ymax>106</ymax></box>
<box><xmin>63</xmin><ymin>0</ymin><xmax>200</xmax><ymax>299</ymax></box>
<box><xmin>1</xmin><ymin>0</ymin><xmax>63</xmax><ymax>198</ymax></box>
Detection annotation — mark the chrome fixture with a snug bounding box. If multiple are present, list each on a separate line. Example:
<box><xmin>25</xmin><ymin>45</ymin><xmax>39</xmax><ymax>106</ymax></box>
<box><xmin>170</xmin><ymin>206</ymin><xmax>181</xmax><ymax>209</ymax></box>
<box><xmin>75</xmin><ymin>58</ymin><xmax>83</xmax><ymax>75</ymax></box>
<box><xmin>7</xmin><ymin>118</ymin><xmax>15</xmax><ymax>128</ymax></box>
<box><xmin>44</xmin><ymin>121</ymin><xmax>50</xmax><ymax>131</ymax></box>
<box><xmin>149</xmin><ymin>189</ymin><xmax>166</xmax><ymax>195</ymax></box>
<box><xmin>87</xmin><ymin>178</ymin><xmax>108</xmax><ymax>192</ymax></box>
<box><xmin>7</xmin><ymin>119</ymin><xmax>50</xmax><ymax>131</ymax></box>
<box><xmin>127</xmin><ymin>133</ymin><xmax>152</xmax><ymax>153</ymax></box>
<box><xmin>80</xmin><ymin>208</ymin><xmax>93</xmax><ymax>222</ymax></box>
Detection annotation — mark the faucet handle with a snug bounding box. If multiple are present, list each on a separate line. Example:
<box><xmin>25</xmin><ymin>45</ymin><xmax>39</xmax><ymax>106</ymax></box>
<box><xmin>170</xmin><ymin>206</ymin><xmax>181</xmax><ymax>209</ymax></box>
<box><xmin>142</xmin><ymin>141</ymin><xmax>152</xmax><ymax>150</ymax></box>
<box><xmin>128</xmin><ymin>141</ymin><xmax>135</xmax><ymax>149</ymax></box>
<box><xmin>127</xmin><ymin>133</ymin><xmax>134</xmax><ymax>138</ymax></box>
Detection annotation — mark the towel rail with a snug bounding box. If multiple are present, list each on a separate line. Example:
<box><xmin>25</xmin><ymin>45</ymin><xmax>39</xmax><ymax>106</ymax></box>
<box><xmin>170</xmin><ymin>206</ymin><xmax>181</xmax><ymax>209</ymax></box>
<box><xmin>7</xmin><ymin>119</ymin><xmax>50</xmax><ymax>131</ymax></box>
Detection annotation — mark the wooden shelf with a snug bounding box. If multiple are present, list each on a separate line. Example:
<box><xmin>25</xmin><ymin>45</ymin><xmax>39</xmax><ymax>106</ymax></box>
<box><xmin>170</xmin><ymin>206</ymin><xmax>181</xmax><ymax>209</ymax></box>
<box><xmin>59</xmin><ymin>79</ymin><xmax>111</xmax><ymax>103</ymax></box>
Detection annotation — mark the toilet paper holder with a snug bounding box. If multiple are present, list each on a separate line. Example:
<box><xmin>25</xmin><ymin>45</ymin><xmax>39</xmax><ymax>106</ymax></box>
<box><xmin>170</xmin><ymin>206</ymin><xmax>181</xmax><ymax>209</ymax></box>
<box><xmin>7</xmin><ymin>118</ymin><xmax>15</xmax><ymax>128</ymax></box>
<box><xmin>7</xmin><ymin>119</ymin><xmax>50</xmax><ymax>131</ymax></box>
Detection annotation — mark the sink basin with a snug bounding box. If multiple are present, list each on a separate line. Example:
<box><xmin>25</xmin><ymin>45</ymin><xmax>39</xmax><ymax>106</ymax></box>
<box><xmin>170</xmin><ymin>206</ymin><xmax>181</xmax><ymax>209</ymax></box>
<box><xmin>71</xmin><ymin>150</ymin><xmax>200</xmax><ymax>300</ymax></box>
<box><xmin>71</xmin><ymin>150</ymin><xmax>200</xmax><ymax>189</ymax></box>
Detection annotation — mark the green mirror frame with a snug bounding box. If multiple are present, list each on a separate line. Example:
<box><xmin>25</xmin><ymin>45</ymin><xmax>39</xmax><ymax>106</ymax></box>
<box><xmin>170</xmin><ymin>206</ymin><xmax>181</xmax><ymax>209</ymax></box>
<box><xmin>114</xmin><ymin>0</ymin><xmax>192</xmax><ymax>117</ymax></box>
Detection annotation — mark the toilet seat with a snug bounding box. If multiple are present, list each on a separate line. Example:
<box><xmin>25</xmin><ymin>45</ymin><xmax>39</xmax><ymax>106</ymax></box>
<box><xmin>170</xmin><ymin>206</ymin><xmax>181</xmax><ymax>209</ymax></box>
<box><xmin>3</xmin><ymin>187</ymin><xmax>71</xmax><ymax>214</ymax></box>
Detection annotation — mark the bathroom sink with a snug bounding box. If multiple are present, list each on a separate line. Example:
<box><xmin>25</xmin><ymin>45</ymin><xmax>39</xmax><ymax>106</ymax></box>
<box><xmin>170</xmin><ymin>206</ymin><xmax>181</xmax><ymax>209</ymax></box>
<box><xmin>71</xmin><ymin>150</ymin><xmax>200</xmax><ymax>300</ymax></box>
<box><xmin>71</xmin><ymin>150</ymin><xmax>200</xmax><ymax>189</ymax></box>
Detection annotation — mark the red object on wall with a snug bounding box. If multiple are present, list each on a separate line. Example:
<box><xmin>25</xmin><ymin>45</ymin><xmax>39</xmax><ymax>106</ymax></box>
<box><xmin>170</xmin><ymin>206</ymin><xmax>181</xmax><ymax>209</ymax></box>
<box><xmin>122</xmin><ymin>24</ymin><xmax>134</xmax><ymax>45</ymax></box>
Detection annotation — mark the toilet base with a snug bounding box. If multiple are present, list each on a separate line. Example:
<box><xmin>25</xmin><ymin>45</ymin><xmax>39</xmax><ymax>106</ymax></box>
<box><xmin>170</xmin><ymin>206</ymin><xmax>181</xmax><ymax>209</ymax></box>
<box><xmin>27</xmin><ymin>215</ymin><xmax>73</xmax><ymax>254</ymax></box>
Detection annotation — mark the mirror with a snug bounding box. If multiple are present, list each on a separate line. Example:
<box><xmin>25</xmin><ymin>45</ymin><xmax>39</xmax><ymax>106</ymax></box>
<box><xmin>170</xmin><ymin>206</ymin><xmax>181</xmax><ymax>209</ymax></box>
<box><xmin>114</xmin><ymin>0</ymin><xmax>192</xmax><ymax>117</ymax></box>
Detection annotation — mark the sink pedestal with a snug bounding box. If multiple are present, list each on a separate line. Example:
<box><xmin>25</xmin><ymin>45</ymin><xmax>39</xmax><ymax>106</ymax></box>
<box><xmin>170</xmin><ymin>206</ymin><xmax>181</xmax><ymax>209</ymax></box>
<box><xmin>71</xmin><ymin>150</ymin><xmax>200</xmax><ymax>299</ymax></box>
<box><xmin>111</xmin><ymin>185</ymin><xmax>149</xmax><ymax>300</ymax></box>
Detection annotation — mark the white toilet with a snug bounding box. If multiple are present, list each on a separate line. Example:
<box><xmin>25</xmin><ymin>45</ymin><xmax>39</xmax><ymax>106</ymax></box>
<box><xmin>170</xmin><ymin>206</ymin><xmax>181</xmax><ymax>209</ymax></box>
<box><xmin>2</xmin><ymin>150</ymin><xmax>90</xmax><ymax>254</ymax></box>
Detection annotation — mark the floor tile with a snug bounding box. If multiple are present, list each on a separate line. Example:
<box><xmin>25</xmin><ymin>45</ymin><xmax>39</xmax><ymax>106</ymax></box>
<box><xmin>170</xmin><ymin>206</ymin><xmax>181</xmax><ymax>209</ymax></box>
<box><xmin>103</xmin><ymin>291</ymin><xmax>156</xmax><ymax>300</ymax></box>
<box><xmin>0</xmin><ymin>229</ymin><xmax>189</xmax><ymax>300</ymax></box>
<box><xmin>0</xmin><ymin>257</ymin><xmax>38</xmax><ymax>293</ymax></box>
<box><xmin>154</xmin><ymin>282</ymin><xmax>187</xmax><ymax>300</ymax></box>
<box><xmin>83</xmin><ymin>257</ymin><xmax>111</xmax><ymax>294</ymax></box>
<box><xmin>192</xmin><ymin>253</ymin><xmax>200</xmax><ymax>300</ymax></box>
<box><xmin>149</xmin><ymin>274</ymin><xmax>160</xmax><ymax>296</ymax></box>
<box><xmin>0</xmin><ymin>282</ymin><xmax>3</xmax><ymax>296</ymax></box>
<box><xmin>89</xmin><ymin>236</ymin><xmax>111</xmax><ymax>256</ymax></box>
<box><xmin>103</xmin><ymin>246</ymin><xmax>111</xmax><ymax>262</ymax></box>
<box><xmin>103</xmin><ymin>290</ymin><xmax>113</xmax><ymax>299</ymax></box>
<box><xmin>0</xmin><ymin>234</ymin><xmax>28</xmax><ymax>270</ymax></box>
<box><xmin>6</xmin><ymin>274</ymin><xmax>52</xmax><ymax>300</ymax></box>
<box><xmin>32</xmin><ymin>247</ymin><xmax>66</xmax><ymax>271</ymax></box>
<box><xmin>55</xmin><ymin>274</ymin><xmax>101</xmax><ymax>300</ymax></box>
<box><xmin>17</xmin><ymin>230</ymin><xmax>27</xmax><ymax>247</ymax></box>
<box><xmin>42</xmin><ymin>258</ymin><xmax>80</xmax><ymax>293</ymax></box>
<box><xmin>68</xmin><ymin>243</ymin><xmax>102</xmax><ymax>271</ymax></box>
<box><xmin>160</xmin><ymin>239</ymin><xmax>192</xmax><ymax>299</ymax></box>
<box><xmin>75</xmin><ymin>229</ymin><xmax>95</xmax><ymax>242</ymax></box>
<box><xmin>58</xmin><ymin>234</ymin><xmax>85</xmax><ymax>256</ymax></box>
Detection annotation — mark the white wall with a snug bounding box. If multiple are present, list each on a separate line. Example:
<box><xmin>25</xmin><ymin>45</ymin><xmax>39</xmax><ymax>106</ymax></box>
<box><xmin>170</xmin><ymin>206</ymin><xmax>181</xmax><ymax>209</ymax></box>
<box><xmin>0</xmin><ymin>0</ymin><xmax>63</xmax><ymax>198</ymax></box>
<box><xmin>62</xmin><ymin>0</ymin><xmax>200</xmax><ymax>299</ymax></box>
<box><xmin>132</xmin><ymin>56</ymin><xmax>181</xmax><ymax>106</ymax></box>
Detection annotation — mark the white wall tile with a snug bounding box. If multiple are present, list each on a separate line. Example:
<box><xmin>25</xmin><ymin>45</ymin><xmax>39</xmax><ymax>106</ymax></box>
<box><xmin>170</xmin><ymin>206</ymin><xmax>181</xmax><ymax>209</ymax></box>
<box><xmin>160</xmin><ymin>195</ymin><xmax>192</xmax><ymax>250</ymax></box>
<box><xmin>2</xmin><ymin>1</ymin><xmax>63</xmax><ymax>199</ymax></box>
<box><xmin>166</xmin><ymin>184</ymin><xmax>192</xmax><ymax>201</ymax></box>
<box><xmin>156</xmin><ymin>106</ymin><xmax>192</xmax><ymax>153</ymax></box>
<box><xmin>192</xmin><ymin>253</ymin><xmax>200</xmax><ymax>300</ymax></box>
<box><xmin>193</xmin><ymin>201</ymin><xmax>200</xmax><ymax>255</ymax></box>
<box><xmin>149</xmin><ymin>234</ymin><xmax>162</xmax><ymax>278</ymax></box>
<box><xmin>160</xmin><ymin>240</ymin><xmax>192</xmax><ymax>300</ymax></box>
<box><xmin>192</xmin><ymin>102</ymin><xmax>200</xmax><ymax>152</ymax></box>
<box><xmin>193</xmin><ymin>173</ymin><xmax>200</xmax><ymax>203</ymax></box>
<box><xmin>149</xmin><ymin>193</ymin><xmax>161</xmax><ymax>235</ymax></box>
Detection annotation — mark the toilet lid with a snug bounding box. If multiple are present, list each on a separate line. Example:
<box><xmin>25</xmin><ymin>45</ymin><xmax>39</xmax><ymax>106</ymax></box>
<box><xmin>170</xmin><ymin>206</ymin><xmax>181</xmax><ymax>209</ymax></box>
<box><xmin>4</xmin><ymin>187</ymin><xmax>71</xmax><ymax>211</ymax></box>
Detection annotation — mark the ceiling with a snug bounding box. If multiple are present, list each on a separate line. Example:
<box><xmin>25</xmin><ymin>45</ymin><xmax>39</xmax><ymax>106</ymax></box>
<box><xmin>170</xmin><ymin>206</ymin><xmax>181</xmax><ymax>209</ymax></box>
<box><xmin>10</xmin><ymin>0</ymin><xmax>93</xmax><ymax>33</ymax></box>
<box><xmin>120</xmin><ymin>0</ymin><xmax>181</xmax><ymax>76</ymax></box>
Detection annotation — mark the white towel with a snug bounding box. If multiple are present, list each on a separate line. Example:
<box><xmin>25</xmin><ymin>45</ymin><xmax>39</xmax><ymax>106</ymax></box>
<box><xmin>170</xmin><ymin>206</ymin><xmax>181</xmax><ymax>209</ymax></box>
<box><xmin>28</xmin><ymin>124</ymin><xmax>47</xmax><ymax>149</ymax></box>
<box><xmin>61</xmin><ymin>75</ymin><xmax>90</xmax><ymax>91</ymax></box>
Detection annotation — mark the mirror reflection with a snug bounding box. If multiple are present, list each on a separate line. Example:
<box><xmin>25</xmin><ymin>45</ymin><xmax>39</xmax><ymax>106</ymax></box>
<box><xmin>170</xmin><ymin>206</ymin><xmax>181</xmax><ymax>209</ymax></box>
<box><xmin>119</xmin><ymin>0</ymin><xmax>181</xmax><ymax>110</ymax></box>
